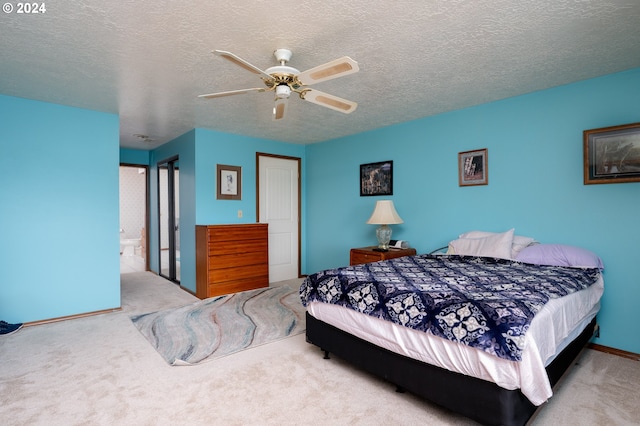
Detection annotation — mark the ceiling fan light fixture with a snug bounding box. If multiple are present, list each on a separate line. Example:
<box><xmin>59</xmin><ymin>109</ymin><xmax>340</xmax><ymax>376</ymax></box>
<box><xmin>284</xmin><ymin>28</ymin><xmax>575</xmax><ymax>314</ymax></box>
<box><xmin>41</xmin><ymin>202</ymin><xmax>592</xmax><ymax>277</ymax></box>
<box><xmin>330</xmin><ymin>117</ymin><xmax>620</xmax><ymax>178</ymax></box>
<box><xmin>275</xmin><ymin>85</ymin><xmax>291</xmax><ymax>99</ymax></box>
<box><xmin>273</xmin><ymin>99</ymin><xmax>286</xmax><ymax>120</ymax></box>
<box><xmin>273</xmin><ymin>48</ymin><xmax>293</xmax><ymax>63</ymax></box>
<box><xmin>200</xmin><ymin>48</ymin><xmax>359</xmax><ymax>118</ymax></box>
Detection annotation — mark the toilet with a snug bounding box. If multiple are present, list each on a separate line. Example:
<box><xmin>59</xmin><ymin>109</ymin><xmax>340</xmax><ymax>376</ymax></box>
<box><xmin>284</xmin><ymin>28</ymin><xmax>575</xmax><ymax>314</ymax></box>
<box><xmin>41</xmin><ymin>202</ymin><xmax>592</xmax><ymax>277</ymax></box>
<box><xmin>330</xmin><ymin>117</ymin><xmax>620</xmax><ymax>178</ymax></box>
<box><xmin>120</xmin><ymin>238</ymin><xmax>141</xmax><ymax>256</ymax></box>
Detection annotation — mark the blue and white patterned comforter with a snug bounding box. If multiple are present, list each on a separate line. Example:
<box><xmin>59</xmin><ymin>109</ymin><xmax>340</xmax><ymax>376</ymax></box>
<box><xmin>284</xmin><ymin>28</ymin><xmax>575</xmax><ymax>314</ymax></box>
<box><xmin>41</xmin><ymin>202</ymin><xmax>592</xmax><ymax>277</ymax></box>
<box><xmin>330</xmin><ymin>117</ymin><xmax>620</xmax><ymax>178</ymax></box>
<box><xmin>300</xmin><ymin>254</ymin><xmax>601</xmax><ymax>361</ymax></box>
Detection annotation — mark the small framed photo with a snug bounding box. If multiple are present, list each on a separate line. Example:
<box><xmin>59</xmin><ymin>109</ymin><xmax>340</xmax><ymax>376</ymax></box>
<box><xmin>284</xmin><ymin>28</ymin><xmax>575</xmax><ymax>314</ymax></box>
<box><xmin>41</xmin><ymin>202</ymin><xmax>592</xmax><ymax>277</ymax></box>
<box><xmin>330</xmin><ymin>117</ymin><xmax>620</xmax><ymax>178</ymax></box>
<box><xmin>458</xmin><ymin>148</ymin><xmax>488</xmax><ymax>186</ymax></box>
<box><xmin>216</xmin><ymin>164</ymin><xmax>241</xmax><ymax>200</ymax></box>
<box><xmin>360</xmin><ymin>161</ymin><xmax>393</xmax><ymax>196</ymax></box>
<box><xmin>583</xmin><ymin>122</ymin><xmax>640</xmax><ymax>185</ymax></box>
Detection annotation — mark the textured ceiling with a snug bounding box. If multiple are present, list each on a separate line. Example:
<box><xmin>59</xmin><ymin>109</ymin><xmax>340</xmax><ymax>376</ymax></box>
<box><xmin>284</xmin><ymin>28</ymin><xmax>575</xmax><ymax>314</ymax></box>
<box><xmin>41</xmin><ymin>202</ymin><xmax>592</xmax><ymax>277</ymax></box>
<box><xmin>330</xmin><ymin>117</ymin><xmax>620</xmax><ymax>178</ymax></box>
<box><xmin>1</xmin><ymin>0</ymin><xmax>640</xmax><ymax>150</ymax></box>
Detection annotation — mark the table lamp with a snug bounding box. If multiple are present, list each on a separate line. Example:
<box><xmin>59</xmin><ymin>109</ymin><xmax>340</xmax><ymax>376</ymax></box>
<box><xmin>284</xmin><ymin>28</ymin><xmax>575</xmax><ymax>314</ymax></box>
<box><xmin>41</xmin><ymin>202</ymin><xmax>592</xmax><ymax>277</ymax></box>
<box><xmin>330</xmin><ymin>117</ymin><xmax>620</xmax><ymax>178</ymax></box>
<box><xmin>366</xmin><ymin>200</ymin><xmax>404</xmax><ymax>251</ymax></box>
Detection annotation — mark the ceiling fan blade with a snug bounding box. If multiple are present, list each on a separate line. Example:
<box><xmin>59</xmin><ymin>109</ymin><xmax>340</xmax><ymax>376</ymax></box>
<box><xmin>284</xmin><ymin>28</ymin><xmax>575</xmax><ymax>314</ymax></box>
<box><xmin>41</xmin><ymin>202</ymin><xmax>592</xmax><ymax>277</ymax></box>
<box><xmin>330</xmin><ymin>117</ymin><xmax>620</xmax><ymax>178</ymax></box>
<box><xmin>213</xmin><ymin>50</ymin><xmax>274</xmax><ymax>81</ymax></box>
<box><xmin>273</xmin><ymin>98</ymin><xmax>288</xmax><ymax>121</ymax></box>
<box><xmin>198</xmin><ymin>87</ymin><xmax>266</xmax><ymax>99</ymax></box>
<box><xmin>296</xmin><ymin>56</ymin><xmax>359</xmax><ymax>86</ymax></box>
<box><xmin>301</xmin><ymin>89</ymin><xmax>357</xmax><ymax>114</ymax></box>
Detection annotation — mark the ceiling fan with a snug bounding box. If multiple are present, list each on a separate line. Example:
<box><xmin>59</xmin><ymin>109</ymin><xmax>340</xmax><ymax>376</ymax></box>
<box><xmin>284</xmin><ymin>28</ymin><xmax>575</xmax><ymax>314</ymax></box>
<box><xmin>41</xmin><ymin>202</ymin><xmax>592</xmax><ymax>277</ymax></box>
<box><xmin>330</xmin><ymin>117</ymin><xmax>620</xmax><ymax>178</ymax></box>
<box><xmin>198</xmin><ymin>49</ymin><xmax>359</xmax><ymax>120</ymax></box>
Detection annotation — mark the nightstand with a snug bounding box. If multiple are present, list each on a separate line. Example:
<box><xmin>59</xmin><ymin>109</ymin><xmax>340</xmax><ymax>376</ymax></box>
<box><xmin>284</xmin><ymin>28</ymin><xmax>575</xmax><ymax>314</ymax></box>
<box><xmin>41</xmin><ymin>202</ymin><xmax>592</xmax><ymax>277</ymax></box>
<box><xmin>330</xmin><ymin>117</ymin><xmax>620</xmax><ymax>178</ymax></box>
<box><xmin>350</xmin><ymin>246</ymin><xmax>417</xmax><ymax>266</ymax></box>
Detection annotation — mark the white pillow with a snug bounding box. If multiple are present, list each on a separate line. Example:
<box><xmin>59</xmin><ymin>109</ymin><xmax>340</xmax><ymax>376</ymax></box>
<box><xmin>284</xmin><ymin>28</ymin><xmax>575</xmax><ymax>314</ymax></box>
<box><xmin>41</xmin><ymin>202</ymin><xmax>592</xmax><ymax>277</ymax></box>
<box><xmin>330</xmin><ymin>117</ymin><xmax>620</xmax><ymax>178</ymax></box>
<box><xmin>459</xmin><ymin>230</ymin><xmax>536</xmax><ymax>258</ymax></box>
<box><xmin>447</xmin><ymin>229</ymin><xmax>514</xmax><ymax>259</ymax></box>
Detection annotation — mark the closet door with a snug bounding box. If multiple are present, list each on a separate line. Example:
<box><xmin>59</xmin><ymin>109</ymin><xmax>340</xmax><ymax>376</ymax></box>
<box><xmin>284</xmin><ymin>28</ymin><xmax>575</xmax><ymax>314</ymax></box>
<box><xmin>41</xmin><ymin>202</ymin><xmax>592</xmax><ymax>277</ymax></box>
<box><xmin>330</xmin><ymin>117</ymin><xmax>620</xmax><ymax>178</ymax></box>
<box><xmin>258</xmin><ymin>154</ymin><xmax>300</xmax><ymax>282</ymax></box>
<box><xmin>158</xmin><ymin>156</ymin><xmax>180</xmax><ymax>283</ymax></box>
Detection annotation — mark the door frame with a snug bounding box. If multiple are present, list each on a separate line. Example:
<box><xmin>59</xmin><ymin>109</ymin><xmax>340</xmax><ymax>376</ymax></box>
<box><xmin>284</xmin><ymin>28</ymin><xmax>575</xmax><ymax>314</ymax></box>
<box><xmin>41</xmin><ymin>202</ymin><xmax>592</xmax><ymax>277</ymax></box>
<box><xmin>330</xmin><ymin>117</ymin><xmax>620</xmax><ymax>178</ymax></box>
<box><xmin>157</xmin><ymin>155</ymin><xmax>180</xmax><ymax>284</ymax></box>
<box><xmin>256</xmin><ymin>153</ymin><xmax>302</xmax><ymax>278</ymax></box>
<box><xmin>119</xmin><ymin>163</ymin><xmax>150</xmax><ymax>272</ymax></box>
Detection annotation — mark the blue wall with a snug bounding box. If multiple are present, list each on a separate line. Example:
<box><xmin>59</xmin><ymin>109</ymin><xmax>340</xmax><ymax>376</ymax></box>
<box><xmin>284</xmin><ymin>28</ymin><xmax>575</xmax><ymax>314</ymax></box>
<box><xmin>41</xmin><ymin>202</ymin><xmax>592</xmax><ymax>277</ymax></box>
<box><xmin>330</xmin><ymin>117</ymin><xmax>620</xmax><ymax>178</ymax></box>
<box><xmin>194</xmin><ymin>128</ymin><xmax>306</xmax><ymax>223</ymax></box>
<box><xmin>120</xmin><ymin>148</ymin><xmax>150</xmax><ymax>165</ymax></box>
<box><xmin>148</xmin><ymin>130</ymin><xmax>197</xmax><ymax>291</ymax></box>
<box><xmin>146</xmin><ymin>128</ymin><xmax>306</xmax><ymax>294</ymax></box>
<box><xmin>306</xmin><ymin>68</ymin><xmax>640</xmax><ymax>354</ymax></box>
<box><xmin>194</xmin><ymin>129</ymin><xmax>307</xmax><ymax>281</ymax></box>
<box><xmin>0</xmin><ymin>95</ymin><xmax>120</xmax><ymax>322</ymax></box>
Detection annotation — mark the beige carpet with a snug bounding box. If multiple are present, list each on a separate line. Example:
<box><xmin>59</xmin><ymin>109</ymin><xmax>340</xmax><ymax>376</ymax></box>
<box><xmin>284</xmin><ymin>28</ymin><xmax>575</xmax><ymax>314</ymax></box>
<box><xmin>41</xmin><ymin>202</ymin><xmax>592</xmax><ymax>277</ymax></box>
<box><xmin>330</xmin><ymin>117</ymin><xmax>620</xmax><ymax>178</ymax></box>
<box><xmin>0</xmin><ymin>272</ymin><xmax>638</xmax><ymax>425</ymax></box>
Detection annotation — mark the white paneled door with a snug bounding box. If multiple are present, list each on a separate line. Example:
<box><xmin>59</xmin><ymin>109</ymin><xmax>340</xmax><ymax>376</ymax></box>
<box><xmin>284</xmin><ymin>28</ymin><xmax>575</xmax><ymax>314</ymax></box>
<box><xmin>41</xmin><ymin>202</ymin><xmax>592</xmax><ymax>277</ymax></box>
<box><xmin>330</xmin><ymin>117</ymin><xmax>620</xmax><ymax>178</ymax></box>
<box><xmin>258</xmin><ymin>155</ymin><xmax>300</xmax><ymax>283</ymax></box>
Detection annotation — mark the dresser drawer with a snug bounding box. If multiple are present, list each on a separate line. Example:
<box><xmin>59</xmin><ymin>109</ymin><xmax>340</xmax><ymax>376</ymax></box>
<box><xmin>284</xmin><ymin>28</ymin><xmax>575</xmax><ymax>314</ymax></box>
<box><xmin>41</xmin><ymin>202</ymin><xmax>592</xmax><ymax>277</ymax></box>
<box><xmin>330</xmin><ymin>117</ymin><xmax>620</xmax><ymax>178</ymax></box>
<box><xmin>350</xmin><ymin>251</ymin><xmax>383</xmax><ymax>265</ymax></box>
<box><xmin>207</xmin><ymin>224</ymin><xmax>267</xmax><ymax>241</ymax></box>
<box><xmin>350</xmin><ymin>246</ymin><xmax>417</xmax><ymax>266</ymax></box>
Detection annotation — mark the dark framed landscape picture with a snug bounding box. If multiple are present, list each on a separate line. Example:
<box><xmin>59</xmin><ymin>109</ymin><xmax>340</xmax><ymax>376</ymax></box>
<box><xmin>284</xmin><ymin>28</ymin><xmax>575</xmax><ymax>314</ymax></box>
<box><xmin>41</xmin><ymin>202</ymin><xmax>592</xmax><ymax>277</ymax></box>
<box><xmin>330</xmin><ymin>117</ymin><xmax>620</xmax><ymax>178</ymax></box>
<box><xmin>216</xmin><ymin>164</ymin><xmax>242</xmax><ymax>200</ymax></box>
<box><xmin>583</xmin><ymin>122</ymin><xmax>640</xmax><ymax>185</ymax></box>
<box><xmin>458</xmin><ymin>148</ymin><xmax>488</xmax><ymax>186</ymax></box>
<box><xmin>360</xmin><ymin>161</ymin><xmax>393</xmax><ymax>196</ymax></box>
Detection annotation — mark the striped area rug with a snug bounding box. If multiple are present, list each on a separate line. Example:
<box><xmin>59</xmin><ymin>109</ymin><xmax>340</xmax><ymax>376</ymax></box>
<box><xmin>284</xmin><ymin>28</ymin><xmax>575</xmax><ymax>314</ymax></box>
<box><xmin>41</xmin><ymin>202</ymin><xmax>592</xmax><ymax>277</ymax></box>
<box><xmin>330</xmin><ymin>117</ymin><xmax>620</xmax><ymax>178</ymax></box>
<box><xmin>131</xmin><ymin>285</ymin><xmax>306</xmax><ymax>365</ymax></box>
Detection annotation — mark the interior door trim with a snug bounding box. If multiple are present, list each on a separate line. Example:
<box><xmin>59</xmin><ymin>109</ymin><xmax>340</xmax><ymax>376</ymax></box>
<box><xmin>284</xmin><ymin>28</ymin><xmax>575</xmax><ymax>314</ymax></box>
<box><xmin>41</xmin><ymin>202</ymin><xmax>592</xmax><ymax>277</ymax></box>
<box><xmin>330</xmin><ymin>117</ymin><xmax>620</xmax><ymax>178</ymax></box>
<box><xmin>256</xmin><ymin>153</ymin><xmax>302</xmax><ymax>278</ymax></box>
<box><xmin>120</xmin><ymin>162</ymin><xmax>150</xmax><ymax>272</ymax></box>
<box><xmin>157</xmin><ymin>155</ymin><xmax>179</xmax><ymax>283</ymax></box>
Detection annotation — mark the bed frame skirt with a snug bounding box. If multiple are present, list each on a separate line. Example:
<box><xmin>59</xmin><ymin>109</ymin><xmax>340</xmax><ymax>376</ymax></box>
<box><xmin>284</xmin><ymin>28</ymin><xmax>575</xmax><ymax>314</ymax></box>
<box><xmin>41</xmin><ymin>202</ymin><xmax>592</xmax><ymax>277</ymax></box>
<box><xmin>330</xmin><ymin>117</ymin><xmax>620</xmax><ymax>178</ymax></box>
<box><xmin>305</xmin><ymin>312</ymin><xmax>596</xmax><ymax>426</ymax></box>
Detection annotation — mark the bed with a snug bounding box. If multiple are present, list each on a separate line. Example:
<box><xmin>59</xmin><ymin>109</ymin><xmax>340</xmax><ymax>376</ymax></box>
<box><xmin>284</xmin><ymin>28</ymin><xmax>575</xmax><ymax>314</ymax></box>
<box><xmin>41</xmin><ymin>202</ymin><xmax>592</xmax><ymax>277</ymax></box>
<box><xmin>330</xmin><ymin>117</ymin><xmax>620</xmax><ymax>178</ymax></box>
<box><xmin>299</xmin><ymin>230</ymin><xmax>604</xmax><ymax>426</ymax></box>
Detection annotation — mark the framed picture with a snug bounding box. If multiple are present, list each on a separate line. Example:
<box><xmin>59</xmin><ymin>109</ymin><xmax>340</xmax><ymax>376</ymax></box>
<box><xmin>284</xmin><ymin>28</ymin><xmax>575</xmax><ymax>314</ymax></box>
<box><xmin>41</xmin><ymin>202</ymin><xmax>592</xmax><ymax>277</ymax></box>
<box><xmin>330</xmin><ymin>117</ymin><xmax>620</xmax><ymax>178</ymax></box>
<box><xmin>360</xmin><ymin>161</ymin><xmax>393</xmax><ymax>196</ymax></box>
<box><xmin>216</xmin><ymin>164</ymin><xmax>241</xmax><ymax>200</ymax></box>
<box><xmin>583</xmin><ymin>122</ymin><xmax>640</xmax><ymax>185</ymax></box>
<box><xmin>458</xmin><ymin>148</ymin><xmax>488</xmax><ymax>186</ymax></box>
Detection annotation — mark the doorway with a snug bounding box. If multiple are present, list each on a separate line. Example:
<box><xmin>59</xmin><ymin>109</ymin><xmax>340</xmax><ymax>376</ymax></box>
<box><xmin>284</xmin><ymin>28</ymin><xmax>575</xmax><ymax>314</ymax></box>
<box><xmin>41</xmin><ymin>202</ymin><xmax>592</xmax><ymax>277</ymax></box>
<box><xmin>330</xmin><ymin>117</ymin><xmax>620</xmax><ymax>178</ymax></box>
<box><xmin>257</xmin><ymin>153</ymin><xmax>301</xmax><ymax>282</ymax></box>
<box><xmin>119</xmin><ymin>164</ymin><xmax>148</xmax><ymax>273</ymax></box>
<box><xmin>158</xmin><ymin>156</ymin><xmax>180</xmax><ymax>283</ymax></box>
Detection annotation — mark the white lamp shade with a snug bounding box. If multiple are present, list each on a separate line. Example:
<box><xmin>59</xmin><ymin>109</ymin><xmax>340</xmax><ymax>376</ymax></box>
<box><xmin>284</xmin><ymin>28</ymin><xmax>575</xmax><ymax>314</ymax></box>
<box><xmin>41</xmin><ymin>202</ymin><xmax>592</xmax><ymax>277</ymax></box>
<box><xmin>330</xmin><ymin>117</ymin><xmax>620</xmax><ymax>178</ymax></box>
<box><xmin>366</xmin><ymin>200</ymin><xmax>404</xmax><ymax>225</ymax></box>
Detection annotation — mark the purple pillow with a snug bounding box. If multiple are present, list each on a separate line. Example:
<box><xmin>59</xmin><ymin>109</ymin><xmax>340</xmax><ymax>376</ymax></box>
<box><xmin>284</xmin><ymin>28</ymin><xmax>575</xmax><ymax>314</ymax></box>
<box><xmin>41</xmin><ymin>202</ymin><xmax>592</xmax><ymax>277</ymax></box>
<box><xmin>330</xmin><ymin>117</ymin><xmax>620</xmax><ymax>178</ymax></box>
<box><xmin>516</xmin><ymin>244</ymin><xmax>604</xmax><ymax>269</ymax></box>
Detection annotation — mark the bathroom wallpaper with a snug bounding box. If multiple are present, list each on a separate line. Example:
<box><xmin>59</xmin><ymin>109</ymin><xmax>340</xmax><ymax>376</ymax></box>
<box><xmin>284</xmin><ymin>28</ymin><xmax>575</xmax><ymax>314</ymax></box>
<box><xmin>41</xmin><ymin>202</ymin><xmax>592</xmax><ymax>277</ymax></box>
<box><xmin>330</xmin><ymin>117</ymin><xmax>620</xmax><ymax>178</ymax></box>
<box><xmin>119</xmin><ymin>166</ymin><xmax>146</xmax><ymax>240</ymax></box>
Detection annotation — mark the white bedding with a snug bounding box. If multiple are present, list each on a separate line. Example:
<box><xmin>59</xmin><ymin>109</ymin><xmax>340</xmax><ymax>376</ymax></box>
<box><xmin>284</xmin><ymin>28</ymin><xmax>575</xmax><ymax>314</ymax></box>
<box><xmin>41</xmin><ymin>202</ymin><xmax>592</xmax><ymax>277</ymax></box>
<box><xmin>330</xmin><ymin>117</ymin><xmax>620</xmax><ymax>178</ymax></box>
<box><xmin>306</xmin><ymin>274</ymin><xmax>603</xmax><ymax>406</ymax></box>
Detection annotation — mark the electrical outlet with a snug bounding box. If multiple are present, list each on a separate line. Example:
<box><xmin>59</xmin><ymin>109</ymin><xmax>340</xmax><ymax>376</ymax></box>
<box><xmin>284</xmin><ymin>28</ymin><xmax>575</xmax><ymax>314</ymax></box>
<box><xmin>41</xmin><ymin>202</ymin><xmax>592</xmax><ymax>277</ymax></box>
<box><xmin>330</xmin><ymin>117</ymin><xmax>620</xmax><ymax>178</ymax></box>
<box><xmin>238</xmin><ymin>210</ymin><xmax>243</xmax><ymax>218</ymax></box>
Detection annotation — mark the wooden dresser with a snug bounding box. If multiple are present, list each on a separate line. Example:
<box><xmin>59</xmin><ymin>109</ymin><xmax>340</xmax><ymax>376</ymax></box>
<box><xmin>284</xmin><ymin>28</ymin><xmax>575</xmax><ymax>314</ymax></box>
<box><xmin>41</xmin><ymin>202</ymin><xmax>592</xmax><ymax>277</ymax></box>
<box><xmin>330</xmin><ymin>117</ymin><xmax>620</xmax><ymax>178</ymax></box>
<box><xmin>195</xmin><ymin>224</ymin><xmax>269</xmax><ymax>299</ymax></box>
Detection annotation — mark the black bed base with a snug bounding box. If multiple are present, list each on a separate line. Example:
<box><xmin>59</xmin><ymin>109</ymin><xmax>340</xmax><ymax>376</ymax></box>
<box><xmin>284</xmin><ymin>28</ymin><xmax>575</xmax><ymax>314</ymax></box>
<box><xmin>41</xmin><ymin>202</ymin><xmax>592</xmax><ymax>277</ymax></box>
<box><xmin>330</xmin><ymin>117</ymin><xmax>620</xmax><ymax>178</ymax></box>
<box><xmin>306</xmin><ymin>312</ymin><xmax>596</xmax><ymax>426</ymax></box>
